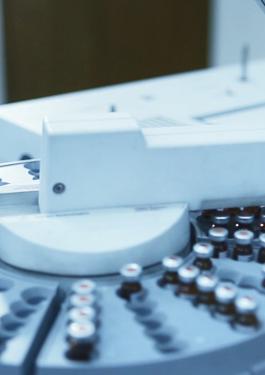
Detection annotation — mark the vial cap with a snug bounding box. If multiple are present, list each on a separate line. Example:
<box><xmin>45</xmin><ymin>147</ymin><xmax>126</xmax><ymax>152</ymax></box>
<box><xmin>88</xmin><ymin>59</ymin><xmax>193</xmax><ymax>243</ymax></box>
<box><xmin>120</xmin><ymin>263</ymin><xmax>142</xmax><ymax>281</ymax></box>
<box><xmin>69</xmin><ymin>294</ymin><xmax>96</xmax><ymax>308</ymax></box>
<box><xmin>71</xmin><ymin>279</ymin><xmax>96</xmax><ymax>295</ymax></box>
<box><xmin>67</xmin><ymin>321</ymin><xmax>96</xmax><ymax>343</ymax></box>
<box><xmin>212</xmin><ymin>209</ymin><xmax>230</xmax><ymax>224</ymax></box>
<box><xmin>259</xmin><ymin>233</ymin><xmax>265</xmax><ymax>246</ymax></box>
<box><xmin>68</xmin><ymin>306</ymin><xmax>97</xmax><ymax>324</ymax></box>
<box><xmin>196</xmin><ymin>274</ymin><xmax>218</xmax><ymax>292</ymax></box>
<box><xmin>178</xmin><ymin>265</ymin><xmax>199</xmax><ymax>283</ymax></box>
<box><xmin>236</xmin><ymin>214</ymin><xmax>254</xmax><ymax>224</ymax></box>
<box><xmin>209</xmin><ymin>227</ymin><xmax>228</xmax><ymax>242</ymax></box>
<box><xmin>162</xmin><ymin>256</ymin><xmax>183</xmax><ymax>272</ymax></box>
<box><xmin>236</xmin><ymin>208</ymin><xmax>254</xmax><ymax>223</ymax></box>
<box><xmin>193</xmin><ymin>242</ymin><xmax>214</xmax><ymax>259</ymax></box>
<box><xmin>235</xmin><ymin>296</ymin><xmax>258</xmax><ymax>314</ymax></box>
<box><xmin>234</xmin><ymin>229</ymin><xmax>254</xmax><ymax>244</ymax></box>
<box><xmin>215</xmin><ymin>282</ymin><xmax>237</xmax><ymax>303</ymax></box>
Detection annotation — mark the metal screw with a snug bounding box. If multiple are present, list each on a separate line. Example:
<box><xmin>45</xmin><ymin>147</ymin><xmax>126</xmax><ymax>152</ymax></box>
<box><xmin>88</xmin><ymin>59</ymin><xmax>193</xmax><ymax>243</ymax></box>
<box><xmin>109</xmin><ymin>104</ymin><xmax>117</xmax><ymax>112</ymax></box>
<box><xmin>53</xmin><ymin>183</ymin><xmax>66</xmax><ymax>194</ymax></box>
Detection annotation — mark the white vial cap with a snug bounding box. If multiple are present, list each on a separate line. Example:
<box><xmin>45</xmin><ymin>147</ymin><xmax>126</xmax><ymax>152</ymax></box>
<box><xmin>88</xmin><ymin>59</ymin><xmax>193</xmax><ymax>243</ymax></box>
<box><xmin>234</xmin><ymin>230</ymin><xmax>254</xmax><ymax>245</ymax></box>
<box><xmin>215</xmin><ymin>282</ymin><xmax>237</xmax><ymax>303</ymax></box>
<box><xmin>212</xmin><ymin>209</ymin><xmax>230</xmax><ymax>224</ymax></box>
<box><xmin>196</xmin><ymin>274</ymin><xmax>218</xmax><ymax>292</ymax></box>
<box><xmin>193</xmin><ymin>242</ymin><xmax>214</xmax><ymax>259</ymax></box>
<box><xmin>162</xmin><ymin>256</ymin><xmax>183</xmax><ymax>272</ymax></box>
<box><xmin>236</xmin><ymin>213</ymin><xmax>254</xmax><ymax>224</ymax></box>
<box><xmin>120</xmin><ymin>263</ymin><xmax>142</xmax><ymax>281</ymax></box>
<box><xmin>235</xmin><ymin>296</ymin><xmax>258</xmax><ymax>314</ymax></box>
<box><xmin>67</xmin><ymin>321</ymin><xmax>96</xmax><ymax>344</ymax></box>
<box><xmin>69</xmin><ymin>294</ymin><xmax>96</xmax><ymax>308</ymax></box>
<box><xmin>178</xmin><ymin>265</ymin><xmax>200</xmax><ymax>283</ymax></box>
<box><xmin>71</xmin><ymin>279</ymin><xmax>96</xmax><ymax>295</ymax></box>
<box><xmin>209</xmin><ymin>227</ymin><xmax>228</xmax><ymax>242</ymax></box>
<box><xmin>259</xmin><ymin>233</ymin><xmax>265</xmax><ymax>247</ymax></box>
<box><xmin>68</xmin><ymin>306</ymin><xmax>97</xmax><ymax>324</ymax></box>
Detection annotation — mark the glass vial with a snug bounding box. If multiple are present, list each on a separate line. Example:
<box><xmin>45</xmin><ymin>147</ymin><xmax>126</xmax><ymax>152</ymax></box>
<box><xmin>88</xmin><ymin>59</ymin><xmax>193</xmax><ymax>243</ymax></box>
<box><xmin>232</xmin><ymin>229</ymin><xmax>254</xmax><ymax>262</ymax></box>
<box><xmin>193</xmin><ymin>242</ymin><xmax>214</xmax><ymax>271</ymax></box>
<box><xmin>208</xmin><ymin>227</ymin><xmax>229</xmax><ymax>259</ymax></box>
<box><xmin>158</xmin><ymin>255</ymin><xmax>183</xmax><ymax>288</ymax></box>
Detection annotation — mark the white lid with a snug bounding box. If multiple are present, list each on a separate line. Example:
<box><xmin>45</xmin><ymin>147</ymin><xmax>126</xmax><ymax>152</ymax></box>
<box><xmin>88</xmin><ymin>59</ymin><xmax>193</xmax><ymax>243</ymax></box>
<box><xmin>215</xmin><ymin>282</ymin><xmax>237</xmax><ymax>303</ymax></box>
<box><xmin>178</xmin><ymin>265</ymin><xmax>199</xmax><ymax>283</ymax></box>
<box><xmin>120</xmin><ymin>263</ymin><xmax>142</xmax><ymax>281</ymax></box>
<box><xmin>196</xmin><ymin>274</ymin><xmax>218</xmax><ymax>292</ymax></box>
<box><xmin>67</xmin><ymin>321</ymin><xmax>96</xmax><ymax>343</ymax></box>
<box><xmin>236</xmin><ymin>208</ymin><xmax>254</xmax><ymax>223</ymax></box>
<box><xmin>68</xmin><ymin>306</ymin><xmax>97</xmax><ymax>323</ymax></box>
<box><xmin>234</xmin><ymin>229</ymin><xmax>254</xmax><ymax>244</ymax></box>
<box><xmin>69</xmin><ymin>294</ymin><xmax>96</xmax><ymax>308</ymax></box>
<box><xmin>236</xmin><ymin>214</ymin><xmax>254</xmax><ymax>224</ymax></box>
<box><xmin>212</xmin><ymin>209</ymin><xmax>229</xmax><ymax>223</ymax></box>
<box><xmin>162</xmin><ymin>255</ymin><xmax>183</xmax><ymax>271</ymax></box>
<box><xmin>235</xmin><ymin>296</ymin><xmax>258</xmax><ymax>314</ymax></box>
<box><xmin>71</xmin><ymin>279</ymin><xmax>96</xmax><ymax>295</ymax></box>
<box><xmin>193</xmin><ymin>242</ymin><xmax>214</xmax><ymax>258</ymax></box>
<box><xmin>209</xmin><ymin>227</ymin><xmax>228</xmax><ymax>242</ymax></box>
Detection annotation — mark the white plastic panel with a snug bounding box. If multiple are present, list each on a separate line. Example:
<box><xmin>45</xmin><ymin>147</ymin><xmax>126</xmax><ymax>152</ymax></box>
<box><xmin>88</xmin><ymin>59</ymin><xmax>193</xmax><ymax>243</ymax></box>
<box><xmin>39</xmin><ymin>113</ymin><xmax>265</xmax><ymax>213</ymax></box>
<box><xmin>0</xmin><ymin>204</ymin><xmax>189</xmax><ymax>275</ymax></box>
<box><xmin>2</xmin><ymin>60</ymin><xmax>265</xmax><ymax>162</ymax></box>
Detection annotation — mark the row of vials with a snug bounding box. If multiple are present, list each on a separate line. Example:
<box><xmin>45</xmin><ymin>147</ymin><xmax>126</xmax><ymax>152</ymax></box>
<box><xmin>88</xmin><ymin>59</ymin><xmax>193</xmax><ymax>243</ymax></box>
<box><xmin>65</xmin><ymin>279</ymin><xmax>99</xmax><ymax>361</ymax></box>
<box><xmin>118</xmin><ymin>258</ymin><xmax>261</xmax><ymax>333</ymax></box>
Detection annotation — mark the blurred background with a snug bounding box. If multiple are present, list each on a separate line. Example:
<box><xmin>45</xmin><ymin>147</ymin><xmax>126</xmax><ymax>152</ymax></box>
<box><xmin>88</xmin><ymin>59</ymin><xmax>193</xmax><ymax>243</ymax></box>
<box><xmin>0</xmin><ymin>0</ymin><xmax>264</xmax><ymax>104</ymax></box>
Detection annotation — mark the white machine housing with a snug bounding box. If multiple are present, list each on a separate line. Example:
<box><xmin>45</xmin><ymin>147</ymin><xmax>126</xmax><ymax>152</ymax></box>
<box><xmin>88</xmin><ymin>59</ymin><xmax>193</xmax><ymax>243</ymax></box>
<box><xmin>2</xmin><ymin>60</ymin><xmax>265</xmax><ymax>275</ymax></box>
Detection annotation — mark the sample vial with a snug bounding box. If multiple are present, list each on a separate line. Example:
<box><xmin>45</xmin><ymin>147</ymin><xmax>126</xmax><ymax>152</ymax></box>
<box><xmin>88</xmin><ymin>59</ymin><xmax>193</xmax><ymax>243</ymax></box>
<box><xmin>118</xmin><ymin>263</ymin><xmax>143</xmax><ymax>300</ymax></box>
<box><xmin>68</xmin><ymin>306</ymin><xmax>97</xmax><ymax>325</ymax></box>
<box><xmin>71</xmin><ymin>279</ymin><xmax>96</xmax><ymax>296</ymax></box>
<box><xmin>193</xmin><ymin>242</ymin><xmax>214</xmax><ymax>271</ymax></box>
<box><xmin>233</xmin><ymin>296</ymin><xmax>259</xmax><ymax>331</ymax></box>
<box><xmin>158</xmin><ymin>255</ymin><xmax>183</xmax><ymax>287</ymax></box>
<box><xmin>177</xmin><ymin>265</ymin><xmax>200</xmax><ymax>299</ymax></box>
<box><xmin>208</xmin><ymin>227</ymin><xmax>229</xmax><ymax>259</ymax></box>
<box><xmin>214</xmin><ymin>282</ymin><xmax>238</xmax><ymax>321</ymax></box>
<box><xmin>233</xmin><ymin>208</ymin><xmax>255</xmax><ymax>232</ymax></box>
<box><xmin>195</xmin><ymin>274</ymin><xmax>218</xmax><ymax>307</ymax></box>
<box><xmin>66</xmin><ymin>321</ymin><xmax>96</xmax><ymax>360</ymax></box>
<box><xmin>257</xmin><ymin>234</ymin><xmax>265</xmax><ymax>264</ymax></box>
<box><xmin>69</xmin><ymin>294</ymin><xmax>97</xmax><ymax>309</ymax></box>
<box><xmin>211</xmin><ymin>209</ymin><xmax>230</xmax><ymax>231</ymax></box>
<box><xmin>232</xmin><ymin>230</ymin><xmax>254</xmax><ymax>262</ymax></box>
